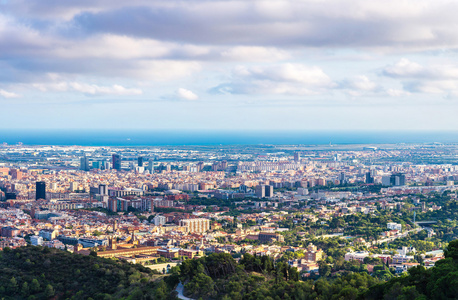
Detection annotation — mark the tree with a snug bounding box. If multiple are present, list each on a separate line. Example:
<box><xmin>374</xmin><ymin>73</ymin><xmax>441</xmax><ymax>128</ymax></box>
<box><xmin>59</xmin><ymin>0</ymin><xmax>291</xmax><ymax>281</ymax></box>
<box><xmin>21</xmin><ymin>282</ymin><xmax>29</xmax><ymax>297</ymax></box>
<box><xmin>44</xmin><ymin>284</ymin><xmax>55</xmax><ymax>298</ymax></box>
<box><xmin>30</xmin><ymin>279</ymin><xmax>41</xmax><ymax>293</ymax></box>
<box><xmin>8</xmin><ymin>277</ymin><xmax>18</xmax><ymax>295</ymax></box>
<box><xmin>444</xmin><ymin>239</ymin><xmax>458</xmax><ymax>259</ymax></box>
<box><xmin>318</xmin><ymin>262</ymin><xmax>331</xmax><ymax>278</ymax></box>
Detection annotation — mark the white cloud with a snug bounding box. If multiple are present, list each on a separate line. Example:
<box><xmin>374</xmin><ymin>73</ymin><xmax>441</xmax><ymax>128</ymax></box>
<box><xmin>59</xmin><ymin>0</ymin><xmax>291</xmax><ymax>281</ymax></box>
<box><xmin>32</xmin><ymin>81</ymin><xmax>142</xmax><ymax>96</ymax></box>
<box><xmin>386</xmin><ymin>88</ymin><xmax>410</xmax><ymax>97</ymax></box>
<box><xmin>383</xmin><ymin>58</ymin><xmax>458</xmax><ymax>79</ymax></box>
<box><xmin>340</xmin><ymin>75</ymin><xmax>377</xmax><ymax>91</ymax></box>
<box><xmin>212</xmin><ymin>63</ymin><xmax>334</xmax><ymax>96</ymax></box>
<box><xmin>382</xmin><ymin>58</ymin><xmax>425</xmax><ymax>78</ymax></box>
<box><xmin>221</xmin><ymin>46</ymin><xmax>290</xmax><ymax>62</ymax></box>
<box><xmin>69</xmin><ymin>82</ymin><xmax>142</xmax><ymax>96</ymax></box>
<box><xmin>176</xmin><ymin>88</ymin><xmax>198</xmax><ymax>100</ymax></box>
<box><xmin>383</xmin><ymin>59</ymin><xmax>458</xmax><ymax>97</ymax></box>
<box><xmin>234</xmin><ymin>63</ymin><xmax>333</xmax><ymax>85</ymax></box>
<box><xmin>0</xmin><ymin>89</ymin><xmax>20</xmax><ymax>98</ymax></box>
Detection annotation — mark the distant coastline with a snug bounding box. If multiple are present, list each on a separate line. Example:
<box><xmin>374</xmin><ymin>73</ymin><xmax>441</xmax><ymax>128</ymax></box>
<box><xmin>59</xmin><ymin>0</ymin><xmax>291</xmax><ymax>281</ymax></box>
<box><xmin>0</xmin><ymin>129</ymin><xmax>457</xmax><ymax>146</ymax></box>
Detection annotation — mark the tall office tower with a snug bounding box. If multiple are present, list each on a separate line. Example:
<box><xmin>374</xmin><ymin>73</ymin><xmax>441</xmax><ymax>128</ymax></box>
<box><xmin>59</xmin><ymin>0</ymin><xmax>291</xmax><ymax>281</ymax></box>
<box><xmin>36</xmin><ymin>181</ymin><xmax>46</xmax><ymax>200</ymax></box>
<box><xmin>256</xmin><ymin>185</ymin><xmax>274</xmax><ymax>198</ymax></box>
<box><xmin>365</xmin><ymin>172</ymin><xmax>374</xmax><ymax>184</ymax></box>
<box><xmin>98</xmin><ymin>184</ymin><xmax>108</xmax><ymax>195</ymax></box>
<box><xmin>92</xmin><ymin>161</ymin><xmax>100</xmax><ymax>169</ymax></box>
<box><xmin>101</xmin><ymin>161</ymin><xmax>111</xmax><ymax>170</ymax></box>
<box><xmin>264</xmin><ymin>185</ymin><xmax>274</xmax><ymax>197</ymax></box>
<box><xmin>339</xmin><ymin>172</ymin><xmax>347</xmax><ymax>184</ymax></box>
<box><xmin>80</xmin><ymin>156</ymin><xmax>90</xmax><ymax>171</ymax></box>
<box><xmin>294</xmin><ymin>152</ymin><xmax>301</xmax><ymax>162</ymax></box>
<box><xmin>112</xmin><ymin>154</ymin><xmax>121</xmax><ymax>171</ymax></box>
<box><xmin>255</xmin><ymin>185</ymin><xmax>265</xmax><ymax>198</ymax></box>
<box><xmin>390</xmin><ymin>173</ymin><xmax>406</xmax><ymax>186</ymax></box>
<box><xmin>148</xmin><ymin>159</ymin><xmax>154</xmax><ymax>173</ymax></box>
<box><xmin>138</xmin><ymin>157</ymin><xmax>143</xmax><ymax>167</ymax></box>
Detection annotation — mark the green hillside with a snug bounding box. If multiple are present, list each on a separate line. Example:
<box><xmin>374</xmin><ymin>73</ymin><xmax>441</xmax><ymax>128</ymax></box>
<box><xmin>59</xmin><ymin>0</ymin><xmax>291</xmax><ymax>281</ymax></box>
<box><xmin>0</xmin><ymin>246</ymin><xmax>177</xmax><ymax>300</ymax></box>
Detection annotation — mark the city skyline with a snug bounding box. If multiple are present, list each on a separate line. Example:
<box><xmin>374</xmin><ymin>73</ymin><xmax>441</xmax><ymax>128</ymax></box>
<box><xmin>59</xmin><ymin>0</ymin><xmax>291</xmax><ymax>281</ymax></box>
<box><xmin>2</xmin><ymin>1</ymin><xmax>458</xmax><ymax>131</ymax></box>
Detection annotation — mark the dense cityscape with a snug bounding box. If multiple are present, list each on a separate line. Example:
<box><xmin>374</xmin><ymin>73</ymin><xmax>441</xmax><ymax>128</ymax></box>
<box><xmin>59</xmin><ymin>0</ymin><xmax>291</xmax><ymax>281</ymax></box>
<box><xmin>1</xmin><ymin>142</ymin><xmax>458</xmax><ymax>298</ymax></box>
<box><xmin>3</xmin><ymin>0</ymin><xmax>458</xmax><ymax>298</ymax></box>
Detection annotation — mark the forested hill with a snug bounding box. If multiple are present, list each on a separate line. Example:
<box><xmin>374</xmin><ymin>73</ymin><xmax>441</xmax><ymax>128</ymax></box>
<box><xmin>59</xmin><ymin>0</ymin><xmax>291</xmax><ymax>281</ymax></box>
<box><xmin>2</xmin><ymin>241</ymin><xmax>458</xmax><ymax>300</ymax></box>
<box><xmin>364</xmin><ymin>239</ymin><xmax>458</xmax><ymax>299</ymax></box>
<box><xmin>178</xmin><ymin>241</ymin><xmax>458</xmax><ymax>300</ymax></box>
<box><xmin>0</xmin><ymin>246</ymin><xmax>177</xmax><ymax>300</ymax></box>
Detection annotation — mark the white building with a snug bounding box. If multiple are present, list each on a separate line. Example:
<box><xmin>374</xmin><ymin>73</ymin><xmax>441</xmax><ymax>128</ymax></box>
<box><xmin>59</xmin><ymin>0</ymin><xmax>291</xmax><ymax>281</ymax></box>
<box><xmin>153</xmin><ymin>215</ymin><xmax>166</xmax><ymax>226</ymax></box>
<box><xmin>397</xmin><ymin>246</ymin><xmax>416</xmax><ymax>256</ymax></box>
<box><xmin>387</xmin><ymin>222</ymin><xmax>402</xmax><ymax>231</ymax></box>
<box><xmin>344</xmin><ymin>251</ymin><xmax>370</xmax><ymax>262</ymax></box>
<box><xmin>392</xmin><ymin>255</ymin><xmax>414</xmax><ymax>264</ymax></box>
<box><xmin>39</xmin><ymin>229</ymin><xmax>58</xmax><ymax>241</ymax></box>
<box><xmin>179</xmin><ymin>218</ymin><xmax>210</xmax><ymax>233</ymax></box>
<box><xmin>30</xmin><ymin>235</ymin><xmax>43</xmax><ymax>246</ymax></box>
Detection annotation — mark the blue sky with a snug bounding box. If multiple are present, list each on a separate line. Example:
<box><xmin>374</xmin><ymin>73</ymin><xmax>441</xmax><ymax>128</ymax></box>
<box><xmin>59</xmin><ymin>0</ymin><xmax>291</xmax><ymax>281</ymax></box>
<box><xmin>1</xmin><ymin>0</ymin><xmax>458</xmax><ymax>130</ymax></box>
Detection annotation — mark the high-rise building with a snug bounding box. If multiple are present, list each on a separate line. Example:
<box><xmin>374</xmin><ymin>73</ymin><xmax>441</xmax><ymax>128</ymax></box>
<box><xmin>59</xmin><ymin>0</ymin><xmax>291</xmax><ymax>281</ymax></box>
<box><xmin>69</xmin><ymin>182</ymin><xmax>78</xmax><ymax>191</ymax></box>
<box><xmin>265</xmin><ymin>185</ymin><xmax>273</xmax><ymax>197</ymax></box>
<box><xmin>256</xmin><ymin>185</ymin><xmax>265</xmax><ymax>198</ymax></box>
<box><xmin>390</xmin><ymin>173</ymin><xmax>406</xmax><ymax>186</ymax></box>
<box><xmin>148</xmin><ymin>159</ymin><xmax>154</xmax><ymax>173</ymax></box>
<box><xmin>339</xmin><ymin>172</ymin><xmax>347</xmax><ymax>184</ymax></box>
<box><xmin>112</xmin><ymin>154</ymin><xmax>121</xmax><ymax>171</ymax></box>
<box><xmin>101</xmin><ymin>161</ymin><xmax>111</xmax><ymax>170</ymax></box>
<box><xmin>98</xmin><ymin>184</ymin><xmax>108</xmax><ymax>195</ymax></box>
<box><xmin>92</xmin><ymin>161</ymin><xmax>100</xmax><ymax>169</ymax></box>
<box><xmin>294</xmin><ymin>152</ymin><xmax>301</xmax><ymax>162</ymax></box>
<box><xmin>80</xmin><ymin>156</ymin><xmax>90</xmax><ymax>171</ymax></box>
<box><xmin>36</xmin><ymin>181</ymin><xmax>46</xmax><ymax>200</ymax></box>
<box><xmin>256</xmin><ymin>185</ymin><xmax>273</xmax><ymax>198</ymax></box>
<box><xmin>365</xmin><ymin>172</ymin><xmax>374</xmax><ymax>184</ymax></box>
<box><xmin>138</xmin><ymin>157</ymin><xmax>143</xmax><ymax>167</ymax></box>
<box><xmin>10</xmin><ymin>169</ymin><xmax>23</xmax><ymax>180</ymax></box>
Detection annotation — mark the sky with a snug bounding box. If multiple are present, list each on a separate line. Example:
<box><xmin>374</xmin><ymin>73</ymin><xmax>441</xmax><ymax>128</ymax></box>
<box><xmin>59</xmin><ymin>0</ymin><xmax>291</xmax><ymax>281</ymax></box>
<box><xmin>1</xmin><ymin>0</ymin><xmax>458</xmax><ymax>131</ymax></box>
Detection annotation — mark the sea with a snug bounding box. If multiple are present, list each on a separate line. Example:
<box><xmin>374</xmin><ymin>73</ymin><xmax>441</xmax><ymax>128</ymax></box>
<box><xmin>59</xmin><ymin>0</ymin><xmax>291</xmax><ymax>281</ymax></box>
<box><xmin>0</xmin><ymin>129</ymin><xmax>457</xmax><ymax>146</ymax></box>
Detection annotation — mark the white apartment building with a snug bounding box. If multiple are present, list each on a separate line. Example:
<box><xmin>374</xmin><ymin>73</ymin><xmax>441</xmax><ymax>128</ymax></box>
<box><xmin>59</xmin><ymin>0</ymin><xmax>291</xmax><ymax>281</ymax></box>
<box><xmin>30</xmin><ymin>235</ymin><xmax>43</xmax><ymax>246</ymax></box>
<box><xmin>153</xmin><ymin>215</ymin><xmax>166</xmax><ymax>226</ymax></box>
<box><xmin>179</xmin><ymin>218</ymin><xmax>210</xmax><ymax>233</ymax></box>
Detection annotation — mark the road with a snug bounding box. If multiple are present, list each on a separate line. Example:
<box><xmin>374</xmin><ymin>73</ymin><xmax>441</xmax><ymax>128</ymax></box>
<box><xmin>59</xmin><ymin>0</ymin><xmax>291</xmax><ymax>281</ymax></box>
<box><xmin>175</xmin><ymin>283</ymin><xmax>194</xmax><ymax>300</ymax></box>
<box><xmin>369</xmin><ymin>227</ymin><xmax>422</xmax><ymax>246</ymax></box>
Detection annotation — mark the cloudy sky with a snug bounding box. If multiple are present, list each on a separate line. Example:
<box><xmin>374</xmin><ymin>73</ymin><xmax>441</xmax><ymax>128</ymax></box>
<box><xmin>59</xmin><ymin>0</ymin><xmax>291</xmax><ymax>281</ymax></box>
<box><xmin>1</xmin><ymin>0</ymin><xmax>458</xmax><ymax>130</ymax></box>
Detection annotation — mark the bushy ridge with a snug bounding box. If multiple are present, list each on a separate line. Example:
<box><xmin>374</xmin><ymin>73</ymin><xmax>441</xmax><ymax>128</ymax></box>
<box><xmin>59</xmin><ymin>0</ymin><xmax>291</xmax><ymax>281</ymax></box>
<box><xmin>177</xmin><ymin>241</ymin><xmax>458</xmax><ymax>300</ymax></box>
<box><xmin>177</xmin><ymin>253</ymin><xmax>379</xmax><ymax>300</ymax></box>
<box><xmin>364</xmin><ymin>239</ymin><xmax>458</xmax><ymax>300</ymax></box>
<box><xmin>0</xmin><ymin>246</ymin><xmax>177</xmax><ymax>300</ymax></box>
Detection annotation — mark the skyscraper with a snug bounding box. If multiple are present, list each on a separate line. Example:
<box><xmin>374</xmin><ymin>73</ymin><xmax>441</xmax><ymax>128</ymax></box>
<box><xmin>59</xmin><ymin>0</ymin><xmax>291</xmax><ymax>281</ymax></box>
<box><xmin>138</xmin><ymin>157</ymin><xmax>143</xmax><ymax>167</ymax></box>
<box><xmin>80</xmin><ymin>156</ymin><xmax>90</xmax><ymax>171</ymax></box>
<box><xmin>112</xmin><ymin>154</ymin><xmax>121</xmax><ymax>171</ymax></box>
<box><xmin>365</xmin><ymin>172</ymin><xmax>374</xmax><ymax>184</ymax></box>
<box><xmin>148</xmin><ymin>159</ymin><xmax>154</xmax><ymax>173</ymax></box>
<box><xmin>390</xmin><ymin>173</ymin><xmax>406</xmax><ymax>186</ymax></box>
<box><xmin>98</xmin><ymin>184</ymin><xmax>108</xmax><ymax>195</ymax></box>
<box><xmin>36</xmin><ymin>181</ymin><xmax>46</xmax><ymax>200</ymax></box>
<box><xmin>294</xmin><ymin>152</ymin><xmax>301</xmax><ymax>162</ymax></box>
<box><xmin>339</xmin><ymin>172</ymin><xmax>347</xmax><ymax>184</ymax></box>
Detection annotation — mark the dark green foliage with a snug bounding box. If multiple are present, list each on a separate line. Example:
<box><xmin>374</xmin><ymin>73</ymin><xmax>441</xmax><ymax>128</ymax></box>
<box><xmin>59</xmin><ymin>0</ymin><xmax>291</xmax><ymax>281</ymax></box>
<box><xmin>179</xmin><ymin>253</ymin><xmax>378</xmax><ymax>299</ymax></box>
<box><xmin>364</xmin><ymin>240</ymin><xmax>458</xmax><ymax>299</ymax></box>
<box><xmin>0</xmin><ymin>246</ymin><xmax>176</xmax><ymax>299</ymax></box>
